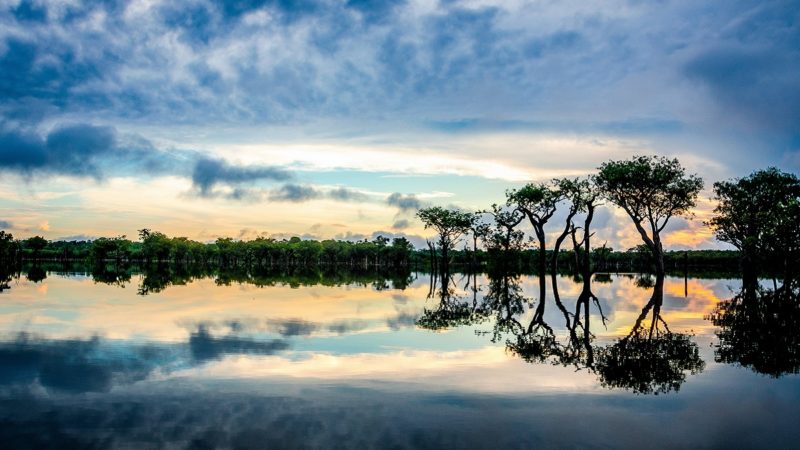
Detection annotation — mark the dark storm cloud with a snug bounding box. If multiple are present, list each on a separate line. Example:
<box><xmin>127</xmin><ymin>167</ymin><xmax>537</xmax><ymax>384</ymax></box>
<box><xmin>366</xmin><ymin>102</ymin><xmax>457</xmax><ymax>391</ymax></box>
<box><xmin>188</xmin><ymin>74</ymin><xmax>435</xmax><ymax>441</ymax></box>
<box><xmin>684</xmin><ymin>44</ymin><xmax>800</xmax><ymax>130</ymax></box>
<box><xmin>192</xmin><ymin>157</ymin><xmax>293</xmax><ymax>196</ymax></box>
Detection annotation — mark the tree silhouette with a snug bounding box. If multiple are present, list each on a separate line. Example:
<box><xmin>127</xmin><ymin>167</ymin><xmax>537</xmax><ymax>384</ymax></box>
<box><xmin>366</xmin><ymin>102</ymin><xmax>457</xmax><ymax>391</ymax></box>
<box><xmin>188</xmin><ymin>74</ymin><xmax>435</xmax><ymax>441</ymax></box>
<box><xmin>415</xmin><ymin>272</ymin><xmax>488</xmax><ymax>331</ymax></box>
<box><xmin>707</xmin><ymin>279</ymin><xmax>800</xmax><ymax>377</ymax></box>
<box><xmin>708</xmin><ymin>167</ymin><xmax>800</xmax><ymax>286</ymax></box>
<box><xmin>416</xmin><ymin>207</ymin><xmax>474</xmax><ymax>273</ymax></box>
<box><xmin>595</xmin><ymin>277</ymin><xmax>705</xmax><ymax>394</ymax></box>
<box><xmin>596</xmin><ymin>156</ymin><xmax>703</xmax><ymax>277</ymax></box>
<box><xmin>24</xmin><ymin>236</ymin><xmax>48</xmax><ymax>260</ymax></box>
<box><xmin>506</xmin><ymin>182</ymin><xmax>560</xmax><ymax>278</ymax></box>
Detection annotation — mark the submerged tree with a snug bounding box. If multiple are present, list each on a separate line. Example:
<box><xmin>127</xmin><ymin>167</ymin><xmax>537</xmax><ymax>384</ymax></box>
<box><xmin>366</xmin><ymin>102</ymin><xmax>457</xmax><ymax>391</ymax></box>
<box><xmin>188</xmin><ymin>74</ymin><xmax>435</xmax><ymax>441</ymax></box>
<box><xmin>707</xmin><ymin>167</ymin><xmax>800</xmax><ymax>286</ymax></box>
<box><xmin>416</xmin><ymin>206</ymin><xmax>474</xmax><ymax>273</ymax></box>
<box><xmin>596</xmin><ymin>156</ymin><xmax>703</xmax><ymax>277</ymax></box>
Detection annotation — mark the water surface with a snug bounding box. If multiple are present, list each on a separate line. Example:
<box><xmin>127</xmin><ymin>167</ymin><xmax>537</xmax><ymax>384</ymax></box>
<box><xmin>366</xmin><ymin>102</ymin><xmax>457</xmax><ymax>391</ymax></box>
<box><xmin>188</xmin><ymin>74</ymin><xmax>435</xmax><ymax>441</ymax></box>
<box><xmin>0</xmin><ymin>267</ymin><xmax>798</xmax><ymax>449</ymax></box>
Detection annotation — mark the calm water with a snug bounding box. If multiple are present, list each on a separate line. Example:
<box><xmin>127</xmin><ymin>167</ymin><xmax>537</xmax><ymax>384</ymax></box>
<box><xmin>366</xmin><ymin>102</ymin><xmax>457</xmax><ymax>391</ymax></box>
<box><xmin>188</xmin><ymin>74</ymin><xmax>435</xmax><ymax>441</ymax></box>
<box><xmin>0</xmin><ymin>267</ymin><xmax>798</xmax><ymax>449</ymax></box>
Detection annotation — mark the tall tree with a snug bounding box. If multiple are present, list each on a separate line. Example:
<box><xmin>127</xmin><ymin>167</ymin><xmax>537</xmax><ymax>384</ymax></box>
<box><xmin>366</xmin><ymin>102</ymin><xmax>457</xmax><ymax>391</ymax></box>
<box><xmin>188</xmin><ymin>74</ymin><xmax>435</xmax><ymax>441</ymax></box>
<box><xmin>507</xmin><ymin>182</ymin><xmax>561</xmax><ymax>304</ymax></box>
<box><xmin>551</xmin><ymin>177</ymin><xmax>601</xmax><ymax>275</ymax></box>
<box><xmin>416</xmin><ymin>206</ymin><xmax>474</xmax><ymax>273</ymax></box>
<box><xmin>707</xmin><ymin>168</ymin><xmax>800</xmax><ymax>286</ymax></box>
<box><xmin>596</xmin><ymin>156</ymin><xmax>703</xmax><ymax>277</ymax></box>
<box><xmin>506</xmin><ymin>182</ymin><xmax>561</xmax><ymax>276</ymax></box>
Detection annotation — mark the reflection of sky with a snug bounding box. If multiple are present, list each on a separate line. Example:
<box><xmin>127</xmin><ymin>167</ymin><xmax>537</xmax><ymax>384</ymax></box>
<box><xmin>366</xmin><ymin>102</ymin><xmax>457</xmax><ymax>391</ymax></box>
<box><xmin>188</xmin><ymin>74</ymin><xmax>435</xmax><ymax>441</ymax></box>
<box><xmin>0</xmin><ymin>271</ymin><xmax>743</xmax><ymax>390</ymax></box>
<box><xmin>0</xmin><ymin>272</ymin><xmax>734</xmax><ymax>341</ymax></box>
<box><xmin>1</xmin><ymin>271</ymin><xmax>799</xmax><ymax>447</ymax></box>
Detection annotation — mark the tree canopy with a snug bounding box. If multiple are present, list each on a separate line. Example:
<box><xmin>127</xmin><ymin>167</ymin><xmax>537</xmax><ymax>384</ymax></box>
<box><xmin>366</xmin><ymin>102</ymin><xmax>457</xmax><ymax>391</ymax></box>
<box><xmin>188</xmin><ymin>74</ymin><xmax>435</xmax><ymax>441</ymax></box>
<box><xmin>708</xmin><ymin>167</ymin><xmax>800</xmax><ymax>280</ymax></box>
<box><xmin>596</xmin><ymin>155</ymin><xmax>703</xmax><ymax>273</ymax></box>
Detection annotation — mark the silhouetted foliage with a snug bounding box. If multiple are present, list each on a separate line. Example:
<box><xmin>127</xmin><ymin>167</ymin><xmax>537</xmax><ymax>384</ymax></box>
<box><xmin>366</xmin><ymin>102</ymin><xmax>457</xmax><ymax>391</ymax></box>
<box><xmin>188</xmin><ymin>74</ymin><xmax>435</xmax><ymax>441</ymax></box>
<box><xmin>595</xmin><ymin>278</ymin><xmax>705</xmax><ymax>394</ymax></box>
<box><xmin>23</xmin><ymin>236</ymin><xmax>48</xmax><ymax>260</ymax></box>
<box><xmin>707</xmin><ymin>279</ymin><xmax>800</xmax><ymax>378</ymax></box>
<box><xmin>596</xmin><ymin>156</ymin><xmax>703</xmax><ymax>276</ymax></box>
<box><xmin>25</xmin><ymin>265</ymin><xmax>47</xmax><ymax>283</ymax></box>
<box><xmin>416</xmin><ymin>207</ymin><xmax>474</xmax><ymax>273</ymax></box>
<box><xmin>708</xmin><ymin>167</ymin><xmax>800</xmax><ymax>284</ymax></box>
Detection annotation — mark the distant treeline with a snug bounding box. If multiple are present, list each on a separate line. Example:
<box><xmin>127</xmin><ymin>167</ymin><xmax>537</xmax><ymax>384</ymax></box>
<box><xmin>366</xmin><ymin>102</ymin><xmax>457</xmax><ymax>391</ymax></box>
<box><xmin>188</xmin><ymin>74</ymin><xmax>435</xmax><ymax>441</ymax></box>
<box><xmin>3</xmin><ymin>261</ymin><xmax>416</xmax><ymax>295</ymax></box>
<box><xmin>0</xmin><ymin>229</ymin><xmax>415</xmax><ymax>268</ymax></box>
<box><xmin>1</xmin><ymin>227</ymin><xmax>741</xmax><ymax>273</ymax></box>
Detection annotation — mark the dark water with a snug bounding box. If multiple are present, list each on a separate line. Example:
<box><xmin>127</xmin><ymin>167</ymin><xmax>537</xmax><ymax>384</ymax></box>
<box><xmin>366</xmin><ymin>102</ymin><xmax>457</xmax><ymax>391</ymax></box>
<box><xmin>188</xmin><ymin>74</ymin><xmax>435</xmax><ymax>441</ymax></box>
<box><xmin>0</xmin><ymin>267</ymin><xmax>798</xmax><ymax>449</ymax></box>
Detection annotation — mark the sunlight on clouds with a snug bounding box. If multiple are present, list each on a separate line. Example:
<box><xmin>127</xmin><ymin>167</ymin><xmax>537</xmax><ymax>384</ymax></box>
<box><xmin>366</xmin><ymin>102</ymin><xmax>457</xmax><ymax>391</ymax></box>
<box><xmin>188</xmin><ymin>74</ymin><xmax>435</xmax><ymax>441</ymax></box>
<box><xmin>215</xmin><ymin>144</ymin><xmax>537</xmax><ymax>181</ymax></box>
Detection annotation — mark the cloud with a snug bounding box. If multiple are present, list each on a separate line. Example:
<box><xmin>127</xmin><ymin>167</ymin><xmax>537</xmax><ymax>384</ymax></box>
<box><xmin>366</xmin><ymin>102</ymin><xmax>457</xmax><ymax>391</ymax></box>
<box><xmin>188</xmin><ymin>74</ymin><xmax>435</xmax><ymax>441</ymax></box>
<box><xmin>0</xmin><ymin>122</ymin><xmax>196</xmax><ymax>180</ymax></box>
<box><xmin>392</xmin><ymin>219</ymin><xmax>410</xmax><ymax>230</ymax></box>
<box><xmin>0</xmin><ymin>124</ymin><xmax>115</xmax><ymax>177</ymax></box>
<box><xmin>0</xmin><ymin>220</ymin><xmax>11</xmax><ymax>229</ymax></box>
<box><xmin>684</xmin><ymin>44</ymin><xmax>800</xmax><ymax>130</ymax></box>
<box><xmin>386</xmin><ymin>193</ymin><xmax>421</xmax><ymax>213</ymax></box>
<box><xmin>268</xmin><ymin>184</ymin><xmax>321</xmax><ymax>202</ymax></box>
<box><xmin>191</xmin><ymin>157</ymin><xmax>293</xmax><ymax>195</ymax></box>
<box><xmin>328</xmin><ymin>186</ymin><xmax>368</xmax><ymax>202</ymax></box>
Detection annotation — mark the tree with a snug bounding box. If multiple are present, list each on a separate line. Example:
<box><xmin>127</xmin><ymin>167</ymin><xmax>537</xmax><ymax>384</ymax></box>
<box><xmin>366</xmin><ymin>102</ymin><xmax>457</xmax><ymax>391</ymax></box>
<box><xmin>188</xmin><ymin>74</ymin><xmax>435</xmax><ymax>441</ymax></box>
<box><xmin>507</xmin><ymin>182</ymin><xmax>561</xmax><ymax>304</ymax></box>
<box><xmin>0</xmin><ymin>231</ymin><xmax>20</xmax><ymax>261</ymax></box>
<box><xmin>552</xmin><ymin>176</ymin><xmax>601</xmax><ymax>275</ymax></box>
<box><xmin>707</xmin><ymin>167</ymin><xmax>800</xmax><ymax>286</ymax></box>
<box><xmin>416</xmin><ymin>206</ymin><xmax>474</xmax><ymax>273</ymax></box>
<box><xmin>486</xmin><ymin>204</ymin><xmax>525</xmax><ymax>253</ymax></box>
<box><xmin>506</xmin><ymin>182</ymin><xmax>561</xmax><ymax>276</ymax></box>
<box><xmin>24</xmin><ymin>236</ymin><xmax>48</xmax><ymax>260</ymax></box>
<box><xmin>596</xmin><ymin>155</ymin><xmax>703</xmax><ymax>276</ymax></box>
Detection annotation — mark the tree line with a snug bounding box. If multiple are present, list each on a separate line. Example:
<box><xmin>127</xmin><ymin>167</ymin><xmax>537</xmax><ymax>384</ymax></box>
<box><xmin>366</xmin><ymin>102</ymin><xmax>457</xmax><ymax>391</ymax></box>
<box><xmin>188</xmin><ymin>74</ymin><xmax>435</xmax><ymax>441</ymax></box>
<box><xmin>0</xmin><ymin>230</ymin><xmax>415</xmax><ymax>269</ymax></box>
<box><xmin>417</xmin><ymin>156</ymin><xmax>799</xmax><ymax>283</ymax></box>
<box><xmin>1</xmin><ymin>156</ymin><xmax>797</xmax><ymax>278</ymax></box>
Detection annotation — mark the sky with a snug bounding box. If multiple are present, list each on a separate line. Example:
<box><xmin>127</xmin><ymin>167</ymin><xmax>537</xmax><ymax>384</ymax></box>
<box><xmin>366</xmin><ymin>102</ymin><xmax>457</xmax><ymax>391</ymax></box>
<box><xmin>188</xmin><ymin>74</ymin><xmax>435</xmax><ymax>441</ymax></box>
<box><xmin>0</xmin><ymin>0</ymin><xmax>798</xmax><ymax>250</ymax></box>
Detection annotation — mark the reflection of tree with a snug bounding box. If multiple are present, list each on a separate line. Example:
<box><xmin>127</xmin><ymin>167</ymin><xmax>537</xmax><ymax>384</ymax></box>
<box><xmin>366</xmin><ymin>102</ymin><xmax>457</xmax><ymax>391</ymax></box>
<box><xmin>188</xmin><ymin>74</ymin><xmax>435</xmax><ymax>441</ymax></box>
<box><xmin>91</xmin><ymin>263</ymin><xmax>132</xmax><ymax>287</ymax></box>
<box><xmin>136</xmin><ymin>265</ymin><xmax>414</xmax><ymax>295</ymax></box>
<box><xmin>416</xmin><ymin>272</ymin><xmax>487</xmax><ymax>331</ymax></box>
<box><xmin>138</xmin><ymin>264</ymin><xmax>195</xmax><ymax>295</ymax></box>
<box><xmin>708</xmin><ymin>280</ymin><xmax>800</xmax><ymax>377</ymax></box>
<box><xmin>25</xmin><ymin>265</ymin><xmax>47</xmax><ymax>283</ymax></box>
<box><xmin>595</xmin><ymin>277</ymin><xmax>705</xmax><ymax>394</ymax></box>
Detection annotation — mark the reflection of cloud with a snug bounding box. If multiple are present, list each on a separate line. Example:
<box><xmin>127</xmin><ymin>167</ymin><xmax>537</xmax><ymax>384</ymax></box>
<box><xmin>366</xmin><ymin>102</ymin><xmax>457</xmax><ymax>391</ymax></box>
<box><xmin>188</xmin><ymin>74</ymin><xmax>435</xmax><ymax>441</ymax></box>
<box><xmin>0</xmin><ymin>334</ymin><xmax>171</xmax><ymax>393</ymax></box>
<box><xmin>0</xmin><ymin>329</ymin><xmax>291</xmax><ymax>393</ymax></box>
<box><xmin>189</xmin><ymin>326</ymin><xmax>290</xmax><ymax>362</ymax></box>
<box><xmin>266</xmin><ymin>319</ymin><xmax>318</xmax><ymax>336</ymax></box>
